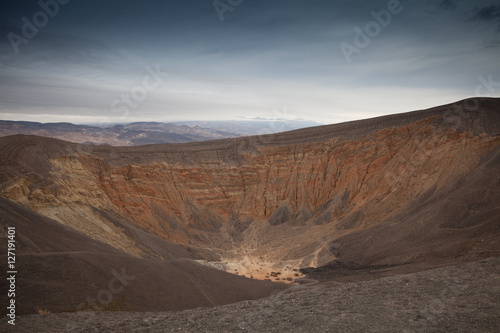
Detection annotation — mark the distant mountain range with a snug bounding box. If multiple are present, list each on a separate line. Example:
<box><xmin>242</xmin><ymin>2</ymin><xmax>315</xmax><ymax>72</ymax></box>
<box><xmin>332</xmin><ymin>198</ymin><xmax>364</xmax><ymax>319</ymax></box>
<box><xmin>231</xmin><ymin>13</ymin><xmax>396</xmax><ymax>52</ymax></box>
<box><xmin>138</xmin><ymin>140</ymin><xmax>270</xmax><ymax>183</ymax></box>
<box><xmin>174</xmin><ymin>119</ymin><xmax>321</xmax><ymax>136</ymax></box>
<box><xmin>0</xmin><ymin>119</ymin><xmax>322</xmax><ymax>146</ymax></box>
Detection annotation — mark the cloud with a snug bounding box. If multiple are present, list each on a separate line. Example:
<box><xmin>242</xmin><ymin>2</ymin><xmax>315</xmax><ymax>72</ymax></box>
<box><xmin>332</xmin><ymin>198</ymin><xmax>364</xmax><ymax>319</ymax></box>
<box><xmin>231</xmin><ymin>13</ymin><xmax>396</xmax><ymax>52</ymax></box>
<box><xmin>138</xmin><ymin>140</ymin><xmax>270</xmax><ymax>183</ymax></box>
<box><xmin>437</xmin><ymin>0</ymin><xmax>461</xmax><ymax>11</ymax></box>
<box><xmin>0</xmin><ymin>0</ymin><xmax>498</xmax><ymax>125</ymax></box>
<box><xmin>482</xmin><ymin>39</ymin><xmax>500</xmax><ymax>48</ymax></box>
<box><xmin>468</xmin><ymin>5</ymin><xmax>500</xmax><ymax>21</ymax></box>
<box><xmin>467</xmin><ymin>4</ymin><xmax>500</xmax><ymax>33</ymax></box>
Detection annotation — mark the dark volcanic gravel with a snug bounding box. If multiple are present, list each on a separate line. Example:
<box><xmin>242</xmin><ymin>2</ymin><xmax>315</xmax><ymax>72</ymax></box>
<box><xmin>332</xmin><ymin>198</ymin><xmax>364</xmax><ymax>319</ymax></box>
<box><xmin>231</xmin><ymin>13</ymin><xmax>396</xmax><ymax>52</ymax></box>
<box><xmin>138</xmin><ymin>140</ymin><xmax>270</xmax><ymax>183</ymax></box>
<box><xmin>4</xmin><ymin>257</ymin><xmax>500</xmax><ymax>332</ymax></box>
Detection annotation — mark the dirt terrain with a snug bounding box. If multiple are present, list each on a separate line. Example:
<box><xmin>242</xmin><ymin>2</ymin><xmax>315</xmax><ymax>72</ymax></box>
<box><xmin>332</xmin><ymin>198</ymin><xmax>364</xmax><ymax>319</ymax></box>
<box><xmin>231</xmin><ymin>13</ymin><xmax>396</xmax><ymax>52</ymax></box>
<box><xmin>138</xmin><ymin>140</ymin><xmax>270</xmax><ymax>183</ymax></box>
<box><xmin>0</xmin><ymin>197</ymin><xmax>288</xmax><ymax>315</ymax></box>
<box><xmin>4</xmin><ymin>257</ymin><xmax>499</xmax><ymax>332</ymax></box>
<box><xmin>0</xmin><ymin>97</ymin><xmax>499</xmax><ymax>331</ymax></box>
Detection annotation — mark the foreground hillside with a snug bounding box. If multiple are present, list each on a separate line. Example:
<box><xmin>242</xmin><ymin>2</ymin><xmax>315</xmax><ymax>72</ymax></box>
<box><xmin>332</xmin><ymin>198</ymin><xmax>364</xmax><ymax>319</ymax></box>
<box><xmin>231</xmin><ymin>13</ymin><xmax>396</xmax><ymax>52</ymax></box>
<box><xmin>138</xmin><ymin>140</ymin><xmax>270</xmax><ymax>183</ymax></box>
<box><xmin>5</xmin><ymin>257</ymin><xmax>500</xmax><ymax>332</ymax></box>
<box><xmin>0</xmin><ymin>97</ymin><xmax>499</xmax><ymax>318</ymax></box>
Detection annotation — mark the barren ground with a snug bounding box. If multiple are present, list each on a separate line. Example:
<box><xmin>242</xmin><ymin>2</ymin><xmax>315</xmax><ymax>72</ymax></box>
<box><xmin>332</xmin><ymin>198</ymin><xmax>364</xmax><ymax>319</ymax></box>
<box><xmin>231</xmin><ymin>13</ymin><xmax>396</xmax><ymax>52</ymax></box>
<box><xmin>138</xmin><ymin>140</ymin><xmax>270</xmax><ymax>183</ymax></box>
<box><xmin>4</xmin><ymin>257</ymin><xmax>499</xmax><ymax>333</ymax></box>
<box><xmin>1</xmin><ymin>99</ymin><xmax>499</xmax><ymax>332</ymax></box>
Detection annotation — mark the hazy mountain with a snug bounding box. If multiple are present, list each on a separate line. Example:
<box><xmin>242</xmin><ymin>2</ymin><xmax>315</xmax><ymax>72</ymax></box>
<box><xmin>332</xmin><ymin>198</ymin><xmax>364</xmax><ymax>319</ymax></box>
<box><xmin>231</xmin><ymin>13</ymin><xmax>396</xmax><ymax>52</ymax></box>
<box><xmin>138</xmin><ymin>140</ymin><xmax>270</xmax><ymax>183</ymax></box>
<box><xmin>0</xmin><ymin>119</ymin><xmax>322</xmax><ymax>146</ymax></box>
<box><xmin>0</xmin><ymin>120</ymin><xmax>241</xmax><ymax>146</ymax></box>
<box><xmin>174</xmin><ymin>119</ymin><xmax>323</xmax><ymax>136</ymax></box>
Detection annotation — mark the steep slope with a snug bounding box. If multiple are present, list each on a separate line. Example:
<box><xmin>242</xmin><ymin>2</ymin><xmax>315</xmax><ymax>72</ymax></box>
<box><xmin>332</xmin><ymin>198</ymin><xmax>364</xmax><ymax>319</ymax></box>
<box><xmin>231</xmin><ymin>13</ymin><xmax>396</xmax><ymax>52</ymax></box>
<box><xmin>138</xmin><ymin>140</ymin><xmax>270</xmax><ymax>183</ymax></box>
<box><xmin>0</xmin><ymin>197</ymin><xmax>288</xmax><ymax>315</ymax></box>
<box><xmin>1</xmin><ymin>97</ymin><xmax>499</xmax><ymax>285</ymax></box>
<box><xmin>302</xmin><ymin>142</ymin><xmax>500</xmax><ymax>282</ymax></box>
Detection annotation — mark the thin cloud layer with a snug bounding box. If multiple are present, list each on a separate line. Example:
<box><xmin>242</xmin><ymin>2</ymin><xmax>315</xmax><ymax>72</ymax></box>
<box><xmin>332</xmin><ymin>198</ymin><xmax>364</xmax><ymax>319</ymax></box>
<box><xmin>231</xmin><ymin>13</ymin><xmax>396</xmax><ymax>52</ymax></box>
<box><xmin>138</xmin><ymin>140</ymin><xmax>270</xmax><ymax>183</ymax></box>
<box><xmin>0</xmin><ymin>0</ymin><xmax>498</xmax><ymax>124</ymax></box>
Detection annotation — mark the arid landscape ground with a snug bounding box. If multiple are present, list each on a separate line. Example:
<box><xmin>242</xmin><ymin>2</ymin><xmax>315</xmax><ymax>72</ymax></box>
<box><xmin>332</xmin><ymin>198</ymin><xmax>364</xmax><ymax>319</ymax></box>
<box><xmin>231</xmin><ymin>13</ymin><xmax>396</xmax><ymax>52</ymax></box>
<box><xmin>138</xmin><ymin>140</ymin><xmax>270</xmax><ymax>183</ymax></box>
<box><xmin>1</xmin><ymin>98</ymin><xmax>499</xmax><ymax>331</ymax></box>
<box><xmin>5</xmin><ymin>257</ymin><xmax>500</xmax><ymax>332</ymax></box>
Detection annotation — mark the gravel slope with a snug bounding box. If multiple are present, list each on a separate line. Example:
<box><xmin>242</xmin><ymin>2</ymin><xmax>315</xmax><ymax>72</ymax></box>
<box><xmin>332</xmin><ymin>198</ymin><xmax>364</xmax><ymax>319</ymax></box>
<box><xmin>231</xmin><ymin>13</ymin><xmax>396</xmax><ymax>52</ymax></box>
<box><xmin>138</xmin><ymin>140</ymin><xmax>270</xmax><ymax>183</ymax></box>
<box><xmin>5</xmin><ymin>257</ymin><xmax>499</xmax><ymax>333</ymax></box>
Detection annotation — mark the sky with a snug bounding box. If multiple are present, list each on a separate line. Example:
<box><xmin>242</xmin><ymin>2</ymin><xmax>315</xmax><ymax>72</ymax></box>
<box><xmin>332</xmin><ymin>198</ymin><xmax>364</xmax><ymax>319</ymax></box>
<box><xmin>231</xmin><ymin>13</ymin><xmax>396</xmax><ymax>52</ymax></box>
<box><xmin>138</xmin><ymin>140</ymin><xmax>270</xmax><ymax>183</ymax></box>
<box><xmin>0</xmin><ymin>0</ymin><xmax>499</xmax><ymax>125</ymax></box>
